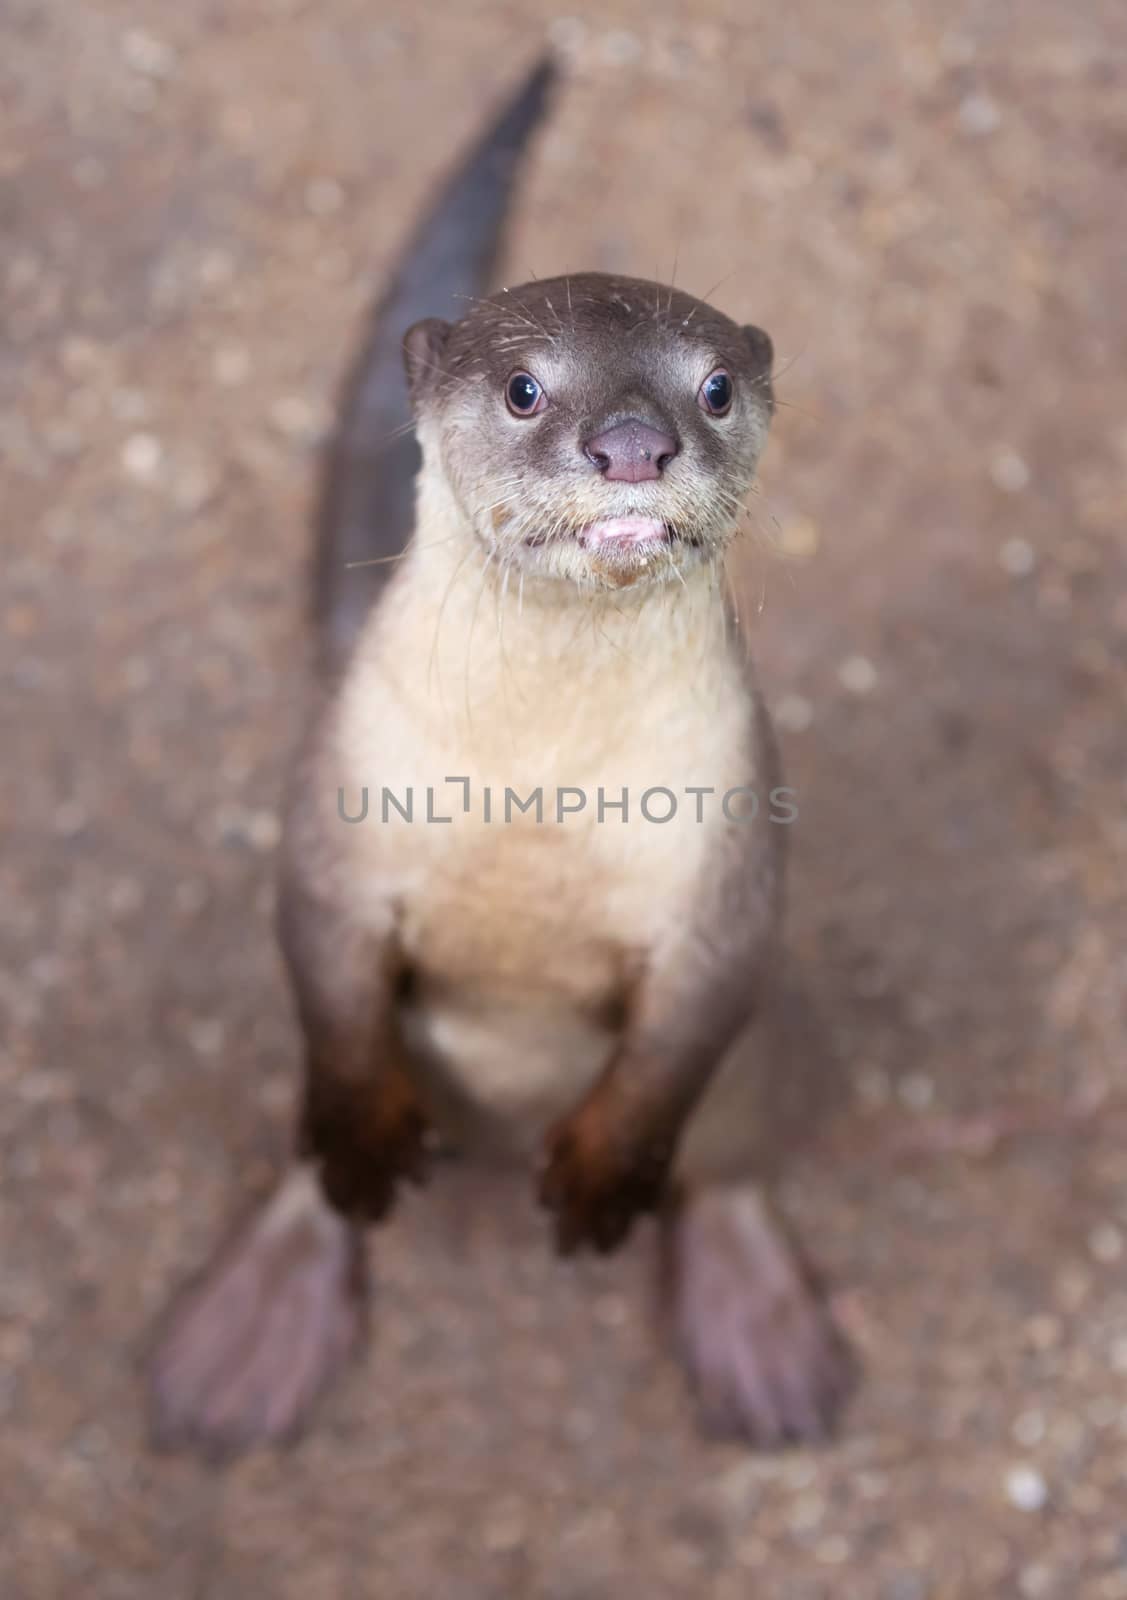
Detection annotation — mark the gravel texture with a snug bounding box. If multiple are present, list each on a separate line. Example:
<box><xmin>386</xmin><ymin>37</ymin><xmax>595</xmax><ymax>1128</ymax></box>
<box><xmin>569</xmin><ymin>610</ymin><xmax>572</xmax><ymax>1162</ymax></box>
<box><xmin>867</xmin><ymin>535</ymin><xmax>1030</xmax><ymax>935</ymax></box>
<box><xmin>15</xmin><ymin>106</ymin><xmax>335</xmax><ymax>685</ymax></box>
<box><xmin>2</xmin><ymin>1</ymin><xmax>1126</xmax><ymax>1596</ymax></box>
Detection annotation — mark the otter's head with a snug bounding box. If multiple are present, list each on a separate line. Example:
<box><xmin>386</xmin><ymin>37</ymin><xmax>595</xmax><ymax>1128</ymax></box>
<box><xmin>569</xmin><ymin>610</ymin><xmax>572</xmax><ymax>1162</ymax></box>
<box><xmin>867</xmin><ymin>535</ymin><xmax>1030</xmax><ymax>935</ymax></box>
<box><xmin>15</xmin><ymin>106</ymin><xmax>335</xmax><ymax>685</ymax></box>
<box><xmin>403</xmin><ymin>272</ymin><xmax>774</xmax><ymax>590</ymax></box>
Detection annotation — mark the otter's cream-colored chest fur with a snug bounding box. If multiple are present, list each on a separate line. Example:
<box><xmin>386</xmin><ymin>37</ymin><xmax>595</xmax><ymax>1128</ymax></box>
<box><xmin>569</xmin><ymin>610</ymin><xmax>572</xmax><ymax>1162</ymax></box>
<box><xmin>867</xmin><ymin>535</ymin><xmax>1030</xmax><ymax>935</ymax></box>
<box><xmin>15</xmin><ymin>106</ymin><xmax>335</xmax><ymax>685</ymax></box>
<box><xmin>326</xmin><ymin>479</ymin><xmax>765</xmax><ymax>1130</ymax></box>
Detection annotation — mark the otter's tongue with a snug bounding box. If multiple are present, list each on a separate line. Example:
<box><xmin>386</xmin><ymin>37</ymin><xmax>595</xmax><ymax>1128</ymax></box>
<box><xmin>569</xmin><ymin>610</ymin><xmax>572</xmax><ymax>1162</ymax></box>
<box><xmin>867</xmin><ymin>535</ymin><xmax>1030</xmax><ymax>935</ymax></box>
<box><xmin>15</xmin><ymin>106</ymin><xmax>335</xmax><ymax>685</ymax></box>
<box><xmin>580</xmin><ymin>517</ymin><xmax>668</xmax><ymax>550</ymax></box>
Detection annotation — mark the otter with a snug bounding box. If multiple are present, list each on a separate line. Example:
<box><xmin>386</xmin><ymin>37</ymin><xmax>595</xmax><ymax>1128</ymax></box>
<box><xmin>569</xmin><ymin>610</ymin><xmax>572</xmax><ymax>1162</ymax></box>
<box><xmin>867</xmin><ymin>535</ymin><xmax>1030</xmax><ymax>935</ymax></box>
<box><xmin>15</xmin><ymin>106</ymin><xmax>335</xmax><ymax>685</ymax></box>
<box><xmin>149</xmin><ymin>58</ymin><xmax>854</xmax><ymax>1456</ymax></box>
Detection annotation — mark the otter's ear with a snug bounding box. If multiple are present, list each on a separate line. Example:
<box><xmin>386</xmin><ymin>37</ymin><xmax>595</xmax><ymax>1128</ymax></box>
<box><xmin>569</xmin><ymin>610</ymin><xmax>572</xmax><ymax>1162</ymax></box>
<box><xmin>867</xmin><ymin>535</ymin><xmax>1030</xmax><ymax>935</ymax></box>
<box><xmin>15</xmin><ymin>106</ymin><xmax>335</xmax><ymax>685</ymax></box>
<box><xmin>742</xmin><ymin>324</ymin><xmax>774</xmax><ymax>380</ymax></box>
<box><xmin>402</xmin><ymin>318</ymin><xmax>452</xmax><ymax>405</ymax></box>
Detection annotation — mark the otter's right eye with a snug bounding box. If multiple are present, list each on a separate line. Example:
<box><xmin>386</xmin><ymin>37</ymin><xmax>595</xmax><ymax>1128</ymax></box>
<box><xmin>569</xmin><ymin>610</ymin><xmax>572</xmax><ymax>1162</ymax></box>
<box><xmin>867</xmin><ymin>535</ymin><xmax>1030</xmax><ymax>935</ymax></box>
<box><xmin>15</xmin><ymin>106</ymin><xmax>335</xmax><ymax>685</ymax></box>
<box><xmin>506</xmin><ymin>371</ymin><xmax>546</xmax><ymax>417</ymax></box>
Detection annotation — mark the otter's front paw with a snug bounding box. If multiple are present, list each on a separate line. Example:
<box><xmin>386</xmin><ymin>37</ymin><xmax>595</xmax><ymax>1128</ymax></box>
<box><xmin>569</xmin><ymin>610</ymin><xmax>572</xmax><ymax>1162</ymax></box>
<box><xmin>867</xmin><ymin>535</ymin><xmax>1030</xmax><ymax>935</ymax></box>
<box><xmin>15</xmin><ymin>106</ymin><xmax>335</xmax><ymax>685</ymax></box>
<box><xmin>302</xmin><ymin>1065</ymin><xmax>429</xmax><ymax>1222</ymax></box>
<box><xmin>539</xmin><ymin>1107</ymin><xmax>673</xmax><ymax>1254</ymax></box>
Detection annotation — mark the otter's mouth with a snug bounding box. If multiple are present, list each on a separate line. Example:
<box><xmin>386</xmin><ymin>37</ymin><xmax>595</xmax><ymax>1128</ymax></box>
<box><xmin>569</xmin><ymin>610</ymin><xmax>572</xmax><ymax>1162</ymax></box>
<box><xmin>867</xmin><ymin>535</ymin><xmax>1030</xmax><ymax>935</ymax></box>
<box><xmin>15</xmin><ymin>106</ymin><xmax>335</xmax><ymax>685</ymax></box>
<box><xmin>577</xmin><ymin>516</ymin><xmax>672</xmax><ymax>551</ymax></box>
<box><xmin>523</xmin><ymin>516</ymin><xmax>676</xmax><ymax>551</ymax></box>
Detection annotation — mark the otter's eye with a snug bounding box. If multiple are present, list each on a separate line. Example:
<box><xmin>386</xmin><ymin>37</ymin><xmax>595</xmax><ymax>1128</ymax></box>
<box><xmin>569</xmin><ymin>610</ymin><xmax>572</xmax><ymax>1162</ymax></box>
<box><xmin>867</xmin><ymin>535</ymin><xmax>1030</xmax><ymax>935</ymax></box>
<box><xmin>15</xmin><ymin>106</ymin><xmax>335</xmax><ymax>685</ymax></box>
<box><xmin>505</xmin><ymin>371</ymin><xmax>546</xmax><ymax>417</ymax></box>
<box><xmin>698</xmin><ymin>369</ymin><xmax>733</xmax><ymax>417</ymax></box>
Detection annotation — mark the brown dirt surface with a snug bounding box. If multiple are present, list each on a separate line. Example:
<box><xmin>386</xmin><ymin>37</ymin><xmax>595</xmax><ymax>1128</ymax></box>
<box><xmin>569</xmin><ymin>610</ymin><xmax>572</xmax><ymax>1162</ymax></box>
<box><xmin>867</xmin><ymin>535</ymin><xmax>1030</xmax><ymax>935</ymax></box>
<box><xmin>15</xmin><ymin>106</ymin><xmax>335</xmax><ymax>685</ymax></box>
<box><xmin>3</xmin><ymin>2</ymin><xmax>1126</xmax><ymax>1596</ymax></box>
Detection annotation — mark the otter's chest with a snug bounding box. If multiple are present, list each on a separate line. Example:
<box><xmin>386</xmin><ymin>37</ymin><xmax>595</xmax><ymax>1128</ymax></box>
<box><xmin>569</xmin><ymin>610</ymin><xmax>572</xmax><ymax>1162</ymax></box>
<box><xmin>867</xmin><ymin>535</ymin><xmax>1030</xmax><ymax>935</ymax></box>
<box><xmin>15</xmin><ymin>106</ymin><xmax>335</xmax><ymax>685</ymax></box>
<box><xmin>334</xmin><ymin>562</ymin><xmax>758</xmax><ymax>1003</ymax></box>
<box><xmin>397</xmin><ymin>802</ymin><xmax>666</xmax><ymax>1010</ymax></box>
<box><xmin>339</xmin><ymin>690</ymin><xmax>748</xmax><ymax>1003</ymax></box>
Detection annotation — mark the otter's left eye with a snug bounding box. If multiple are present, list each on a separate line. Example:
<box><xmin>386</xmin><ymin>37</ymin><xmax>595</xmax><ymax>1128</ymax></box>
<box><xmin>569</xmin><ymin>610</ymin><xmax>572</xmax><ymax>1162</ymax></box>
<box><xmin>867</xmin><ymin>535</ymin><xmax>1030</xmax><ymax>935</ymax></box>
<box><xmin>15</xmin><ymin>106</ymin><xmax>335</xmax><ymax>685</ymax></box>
<box><xmin>506</xmin><ymin>371</ymin><xmax>546</xmax><ymax>417</ymax></box>
<box><xmin>698</xmin><ymin>370</ymin><xmax>733</xmax><ymax>417</ymax></box>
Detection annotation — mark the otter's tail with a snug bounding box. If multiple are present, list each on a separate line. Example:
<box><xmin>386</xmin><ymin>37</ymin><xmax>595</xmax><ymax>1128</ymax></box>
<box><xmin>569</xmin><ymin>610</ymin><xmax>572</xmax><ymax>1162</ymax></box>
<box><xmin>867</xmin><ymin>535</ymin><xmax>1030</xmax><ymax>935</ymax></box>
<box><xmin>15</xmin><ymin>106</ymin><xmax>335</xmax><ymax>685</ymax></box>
<box><xmin>313</xmin><ymin>57</ymin><xmax>556</xmax><ymax>674</ymax></box>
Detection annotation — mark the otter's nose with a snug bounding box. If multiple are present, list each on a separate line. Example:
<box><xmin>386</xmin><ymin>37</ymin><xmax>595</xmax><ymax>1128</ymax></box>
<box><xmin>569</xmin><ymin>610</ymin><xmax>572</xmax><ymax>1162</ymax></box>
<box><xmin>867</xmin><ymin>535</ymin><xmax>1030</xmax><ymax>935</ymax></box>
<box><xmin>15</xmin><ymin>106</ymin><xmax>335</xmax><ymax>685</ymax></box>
<box><xmin>583</xmin><ymin>419</ymin><xmax>679</xmax><ymax>483</ymax></box>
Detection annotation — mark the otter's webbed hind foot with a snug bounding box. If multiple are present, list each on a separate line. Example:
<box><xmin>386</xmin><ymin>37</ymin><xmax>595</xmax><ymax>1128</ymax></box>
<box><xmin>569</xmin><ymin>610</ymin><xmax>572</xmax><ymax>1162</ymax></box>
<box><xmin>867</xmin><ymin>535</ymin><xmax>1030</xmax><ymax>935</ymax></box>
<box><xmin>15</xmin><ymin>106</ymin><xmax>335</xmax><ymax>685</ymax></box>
<box><xmin>148</xmin><ymin>1165</ymin><xmax>364</xmax><ymax>1459</ymax></box>
<box><xmin>664</xmin><ymin>1183</ymin><xmax>856</xmax><ymax>1448</ymax></box>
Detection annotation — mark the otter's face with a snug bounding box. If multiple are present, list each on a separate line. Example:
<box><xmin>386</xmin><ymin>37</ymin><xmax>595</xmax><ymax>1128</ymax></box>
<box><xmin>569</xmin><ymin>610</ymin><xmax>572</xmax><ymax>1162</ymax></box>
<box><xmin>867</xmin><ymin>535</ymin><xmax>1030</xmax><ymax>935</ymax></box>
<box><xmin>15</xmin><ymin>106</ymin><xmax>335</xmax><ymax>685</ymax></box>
<box><xmin>403</xmin><ymin>273</ymin><xmax>774</xmax><ymax>590</ymax></box>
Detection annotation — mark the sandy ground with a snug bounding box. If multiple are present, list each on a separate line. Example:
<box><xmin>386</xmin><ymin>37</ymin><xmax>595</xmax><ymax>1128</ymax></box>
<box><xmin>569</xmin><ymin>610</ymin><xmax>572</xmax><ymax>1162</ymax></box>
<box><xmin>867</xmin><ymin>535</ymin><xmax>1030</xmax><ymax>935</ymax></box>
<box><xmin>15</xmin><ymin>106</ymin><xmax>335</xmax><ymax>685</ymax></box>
<box><xmin>3</xmin><ymin>1</ymin><xmax>1127</xmax><ymax>1595</ymax></box>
